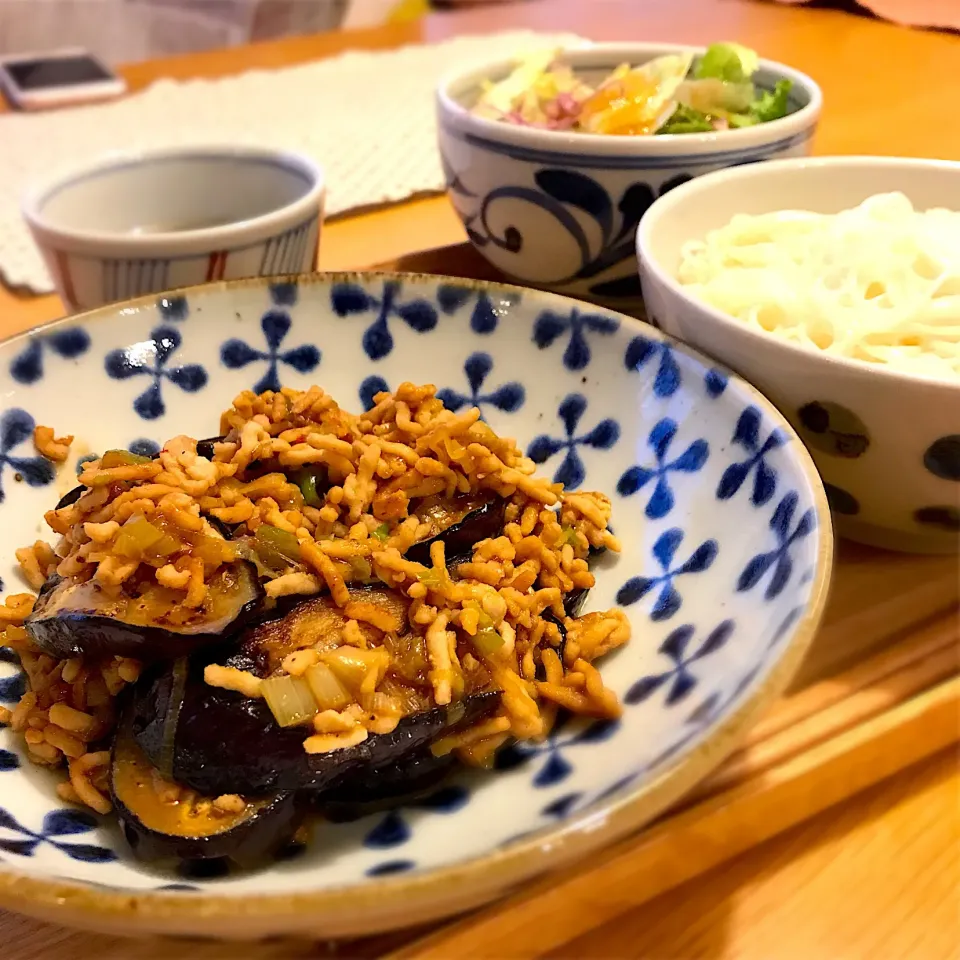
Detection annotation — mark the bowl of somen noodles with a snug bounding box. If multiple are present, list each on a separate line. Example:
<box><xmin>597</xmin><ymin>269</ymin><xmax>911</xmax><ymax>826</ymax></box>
<box><xmin>636</xmin><ymin>156</ymin><xmax>959</xmax><ymax>554</ymax></box>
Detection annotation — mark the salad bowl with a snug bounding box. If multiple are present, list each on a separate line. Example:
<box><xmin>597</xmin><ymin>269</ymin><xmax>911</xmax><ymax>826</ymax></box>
<box><xmin>0</xmin><ymin>273</ymin><xmax>831</xmax><ymax>938</ymax></box>
<box><xmin>437</xmin><ymin>43</ymin><xmax>822</xmax><ymax>308</ymax></box>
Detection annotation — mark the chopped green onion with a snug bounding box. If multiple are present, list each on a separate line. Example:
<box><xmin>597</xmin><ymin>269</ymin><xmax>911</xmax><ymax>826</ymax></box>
<box><xmin>298</xmin><ymin>471</ymin><xmax>324</xmax><ymax>507</ymax></box>
<box><xmin>305</xmin><ymin>662</ymin><xmax>352</xmax><ymax>710</ymax></box>
<box><xmin>464</xmin><ymin>599</ymin><xmax>494</xmax><ymax>630</ymax></box>
<box><xmin>261</xmin><ymin>675</ymin><xmax>318</xmax><ymax>728</ymax></box>
<box><xmin>417</xmin><ymin>568</ymin><xmax>442</xmax><ymax>588</ymax></box>
<box><xmin>560</xmin><ymin>524</ymin><xmax>580</xmax><ymax>546</ymax></box>
<box><xmin>347</xmin><ymin>556</ymin><xmax>373</xmax><ymax>582</ymax></box>
<box><xmin>473</xmin><ymin>626</ymin><xmax>505</xmax><ymax>657</ymax></box>
<box><xmin>255</xmin><ymin>525</ymin><xmax>301</xmax><ymax>563</ymax></box>
<box><xmin>101</xmin><ymin>449</ymin><xmax>152</xmax><ymax>468</ymax></box>
<box><xmin>372</xmin><ymin>523</ymin><xmax>391</xmax><ymax>542</ymax></box>
<box><xmin>320</xmin><ymin>647</ymin><xmax>389</xmax><ymax>693</ymax></box>
<box><xmin>113</xmin><ymin>515</ymin><xmax>165</xmax><ymax>558</ymax></box>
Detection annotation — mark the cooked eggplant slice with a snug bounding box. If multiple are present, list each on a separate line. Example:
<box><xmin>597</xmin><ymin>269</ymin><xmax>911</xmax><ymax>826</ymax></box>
<box><xmin>133</xmin><ymin>652</ymin><xmax>499</xmax><ymax>795</ymax></box>
<box><xmin>406</xmin><ymin>495</ymin><xmax>506</xmax><ymax>565</ymax></box>
<box><xmin>317</xmin><ymin>749</ymin><xmax>455</xmax><ymax>823</ymax></box>
<box><xmin>564</xmin><ymin>587</ymin><xmax>589</xmax><ymax>618</ymax></box>
<box><xmin>237</xmin><ymin>587</ymin><xmax>412</xmax><ymax>678</ymax></box>
<box><xmin>25</xmin><ymin>561</ymin><xmax>263</xmax><ymax>661</ymax></box>
<box><xmin>195</xmin><ymin>436</ymin><xmax>225</xmax><ymax>461</ymax></box>
<box><xmin>55</xmin><ymin>485</ymin><xmax>85</xmax><ymax>510</ymax></box>
<box><xmin>111</xmin><ymin>718</ymin><xmax>299</xmax><ymax>865</ymax></box>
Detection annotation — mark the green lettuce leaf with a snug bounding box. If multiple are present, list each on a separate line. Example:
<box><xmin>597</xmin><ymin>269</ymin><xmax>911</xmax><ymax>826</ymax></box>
<box><xmin>656</xmin><ymin>103</ymin><xmax>715</xmax><ymax>135</ymax></box>
<box><xmin>728</xmin><ymin>79</ymin><xmax>794</xmax><ymax>127</ymax></box>
<box><xmin>694</xmin><ymin>42</ymin><xmax>760</xmax><ymax>84</ymax></box>
<box><xmin>750</xmin><ymin>78</ymin><xmax>793</xmax><ymax>123</ymax></box>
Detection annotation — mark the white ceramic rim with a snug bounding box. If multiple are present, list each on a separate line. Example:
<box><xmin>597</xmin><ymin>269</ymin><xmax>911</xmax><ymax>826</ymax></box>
<box><xmin>20</xmin><ymin>145</ymin><xmax>326</xmax><ymax>257</ymax></box>
<box><xmin>635</xmin><ymin>154</ymin><xmax>960</xmax><ymax>392</ymax></box>
<box><xmin>0</xmin><ymin>271</ymin><xmax>834</xmax><ymax>938</ymax></box>
<box><xmin>436</xmin><ymin>42</ymin><xmax>823</xmax><ymax>157</ymax></box>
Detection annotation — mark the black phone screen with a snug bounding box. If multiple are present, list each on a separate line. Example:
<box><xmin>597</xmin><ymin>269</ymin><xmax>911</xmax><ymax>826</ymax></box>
<box><xmin>5</xmin><ymin>55</ymin><xmax>114</xmax><ymax>91</ymax></box>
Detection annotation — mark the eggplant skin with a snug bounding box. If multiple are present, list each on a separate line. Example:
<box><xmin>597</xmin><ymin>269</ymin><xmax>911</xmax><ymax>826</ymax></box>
<box><xmin>564</xmin><ymin>588</ymin><xmax>589</xmax><ymax>618</ymax></box>
<box><xmin>195</xmin><ymin>437</ymin><xmax>224</xmax><ymax>461</ymax></box>
<box><xmin>405</xmin><ymin>498</ymin><xmax>506</xmax><ymax>566</ymax></box>
<box><xmin>133</xmin><ymin>656</ymin><xmax>499</xmax><ymax>795</ymax></box>
<box><xmin>317</xmin><ymin>750</ymin><xmax>456</xmax><ymax>823</ymax></box>
<box><xmin>111</xmin><ymin>720</ymin><xmax>299</xmax><ymax>865</ymax></box>
<box><xmin>55</xmin><ymin>485</ymin><xmax>84</xmax><ymax>510</ymax></box>
<box><xmin>25</xmin><ymin>561</ymin><xmax>263</xmax><ymax>662</ymax></box>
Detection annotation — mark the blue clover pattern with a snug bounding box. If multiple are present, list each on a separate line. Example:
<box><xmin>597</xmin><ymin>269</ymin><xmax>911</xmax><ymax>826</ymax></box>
<box><xmin>10</xmin><ymin>328</ymin><xmax>91</xmax><ymax>385</ymax></box>
<box><xmin>0</xmin><ymin>645</ymin><xmax>24</xmax><ymax>704</ymax></box>
<box><xmin>0</xmin><ymin>808</ymin><xmax>116</xmax><ymax>862</ymax></box>
<box><xmin>0</xmin><ymin>408</ymin><xmax>55</xmax><ymax>503</ymax></box>
<box><xmin>367</xmin><ymin>860</ymin><xmax>416</xmax><ymax>877</ymax></box>
<box><xmin>331</xmin><ymin>281</ymin><xmax>437</xmax><ymax>361</ymax></box>
<box><xmin>157</xmin><ymin>295</ymin><xmax>189</xmax><ymax>323</ymax></box>
<box><xmin>0</xmin><ymin>749</ymin><xmax>18</xmax><ymax>771</ymax></box>
<box><xmin>705</xmin><ymin>368</ymin><xmax>729</xmax><ymax>398</ymax></box>
<box><xmin>269</xmin><ymin>281</ymin><xmax>298</xmax><ymax>307</ymax></box>
<box><xmin>436</xmin><ymin>284</ymin><xmax>510</xmax><ymax>335</ymax></box>
<box><xmin>363</xmin><ymin>785</ymin><xmax>470</xmax><ymax>850</ymax></box>
<box><xmin>531</xmin><ymin>307</ymin><xmax>619</xmax><ymax>372</ymax></box>
<box><xmin>625</xmin><ymin>621</ymin><xmax>735</xmax><ymax>707</ymax></box>
<box><xmin>617</xmin><ymin>528</ymin><xmax>719</xmax><ymax>621</ymax></box>
<box><xmin>221</xmin><ymin>311</ymin><xmax>320</xmax><ymax>394</ymax></box>
<box><xmin>359</xmin><ymin>375</ymin><xmax>390</xmax><ymax>412</ymax></box>
<box><xmin>738</xmin><ymin>491</ymin><xmax>816</xmax><ymax>601</ymax></box>
<box><xmin>436</xmin><ymin>353</ymin><xmax>524</xmax><ymax>418</ymax></box>
<box><xmin>463</xmin><ymin>169</ymin><xmax>691</xmax><ymax>299</ymax></box>
<box><xmin>0</xmin><ymin>668</ymin><xmax>25</xmax><ymax>704</ymax></box>
<box><xmin>717</xmin><ymin>407</ymin><xmax>789</xmax><ymax>507</ymax></box>
<box><xmin>128</xmin><ymin>438</ymin><xmax>160</xmax><ymax>459</ymax></box>
<box><xmin>105</xmin><ymin>326</ymin><xmax>208</xmax><ymax>421</ymax></box>
<box><xmin>617</xmin><ymin>418</ymin><xmax>709</xmax><ymax>520</ymax></box>
<box><xmin>624</xmin><ymin>334</ymin><xmax>682</xmax><ymax>398</ymax></box>
<box><xmin>527</xmin><ymin>393</ymin><xmax>619</xmax><ymax>490</ymax></box>
<box><xmin>495</xmin><ymin>715</ymin><xmax>621</xmax><ymax>788</ymax></box>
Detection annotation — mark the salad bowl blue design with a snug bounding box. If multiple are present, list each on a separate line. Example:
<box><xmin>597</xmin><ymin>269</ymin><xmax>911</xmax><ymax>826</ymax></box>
<box><xmin>0</xmin><ymin>273</ymin><xmax>831</xmax><ymax>939</ymax></box>
<box><xmin>437</xmin><ymin>43</ymin><xmax>822</xmax><ymax>306</ymax></box>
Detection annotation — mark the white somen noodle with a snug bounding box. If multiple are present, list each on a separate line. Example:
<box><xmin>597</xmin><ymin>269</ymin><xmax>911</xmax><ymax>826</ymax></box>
<box><xmin>676</xmin><ymin>192</ymin><xmax>960</xmax><ymax>379</ymax></box>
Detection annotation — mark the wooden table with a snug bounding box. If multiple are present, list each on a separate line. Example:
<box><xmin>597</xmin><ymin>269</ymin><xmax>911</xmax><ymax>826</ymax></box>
<box><xmin>2</xmin><ymin>2</ymin><xmax>959</xmax><ymax>958</ymax></box>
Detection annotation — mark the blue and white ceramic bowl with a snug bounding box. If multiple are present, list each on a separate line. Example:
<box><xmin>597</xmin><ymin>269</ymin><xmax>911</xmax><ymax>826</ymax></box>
<box><xmin>0</xmin><ymin>274</ymin><xmax>831</xmax><ymax>939</ymax></box>
<box><xmin>436</xmin><ymin>43</ymin><xmax>821</xmax><ymax>309</ymax></box>
<box><xmin>637</xmin><ymin>156</ymin><xmax>960</xmax><ymax>554</ymax></box>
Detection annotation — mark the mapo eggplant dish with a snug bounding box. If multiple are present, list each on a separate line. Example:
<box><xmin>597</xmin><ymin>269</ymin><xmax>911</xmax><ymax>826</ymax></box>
<box><xmin>0</xmin><ymin>383</ymin><xmax>630</xmax><ymax>867</ymax></box>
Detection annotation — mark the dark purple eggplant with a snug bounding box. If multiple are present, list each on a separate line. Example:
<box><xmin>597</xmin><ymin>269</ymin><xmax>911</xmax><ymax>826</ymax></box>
<box><xmin>55</xmin><ymin>485</ymin><xmax>85</xmax><ymax>510</ymax></box>
<box><xmin>133</xmin><ymin>652</ymin><xmax>499</xmax><ymax>795</ymax></box>
<box><xmin>25</xmin><ymin>561</ymin><xmax>263</xmax><ymax>661</ymax></box>
<box><xmin>405</xmin><ymin>495</ymin><xmax>506</xmax><ymax>565</ymax></box>
<box><xmin>233</xmin><ymin>587</ymin><xmax>413</xmax><ymax>678</ymax></box>
<box><xmin>195</xmin><ymin>436</ymin><xmax>225</xmax><ymax>461</ymax></box>
<box><xmin>111</xmin><ymin>717</ymin><xmax>299</xmax><ymax>865</ymax></box>
<box><xmin>563</xmin><ymin>587</ymin><xmax>589</xmax><ymax>618</ymax></box>
<box><xmin>317</xmin><ymin>750</ymin><xmax>455</xmax><ymax>823</ymax></box>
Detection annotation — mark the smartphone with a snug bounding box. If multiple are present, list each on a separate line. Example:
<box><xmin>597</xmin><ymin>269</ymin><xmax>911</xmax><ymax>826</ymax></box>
<box><xmin>0</xmin><ymin>48</ymin><xmax>126</xmax><ymax>111</ymax></box>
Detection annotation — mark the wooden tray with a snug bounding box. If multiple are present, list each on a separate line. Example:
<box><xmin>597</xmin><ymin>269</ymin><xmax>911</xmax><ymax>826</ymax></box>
<box><xmin>345</xmin><ymin>244</ymin><xmax>960</xmax><ymax>960</ymax></box>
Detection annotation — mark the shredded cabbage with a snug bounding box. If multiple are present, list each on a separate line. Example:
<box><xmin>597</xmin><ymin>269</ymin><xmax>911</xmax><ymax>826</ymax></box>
<box><xmin>472</xmin><ymin>43</ymin><xmax>792</xmax><ymax>136</ymax></box>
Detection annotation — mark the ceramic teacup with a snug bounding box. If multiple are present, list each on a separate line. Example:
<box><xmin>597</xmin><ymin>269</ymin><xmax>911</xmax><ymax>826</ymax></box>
<box><xmin>22</xmin><ymin>146</ymin><xmax>325</xmax><ymax>312</ymax></box>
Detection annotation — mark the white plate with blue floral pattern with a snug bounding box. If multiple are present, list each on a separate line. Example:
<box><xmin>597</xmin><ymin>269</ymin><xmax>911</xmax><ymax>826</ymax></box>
<box><xmin>0</xmin><ymin>274</ymin><xmax>831</xmax><ymax>939</ymax></box>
